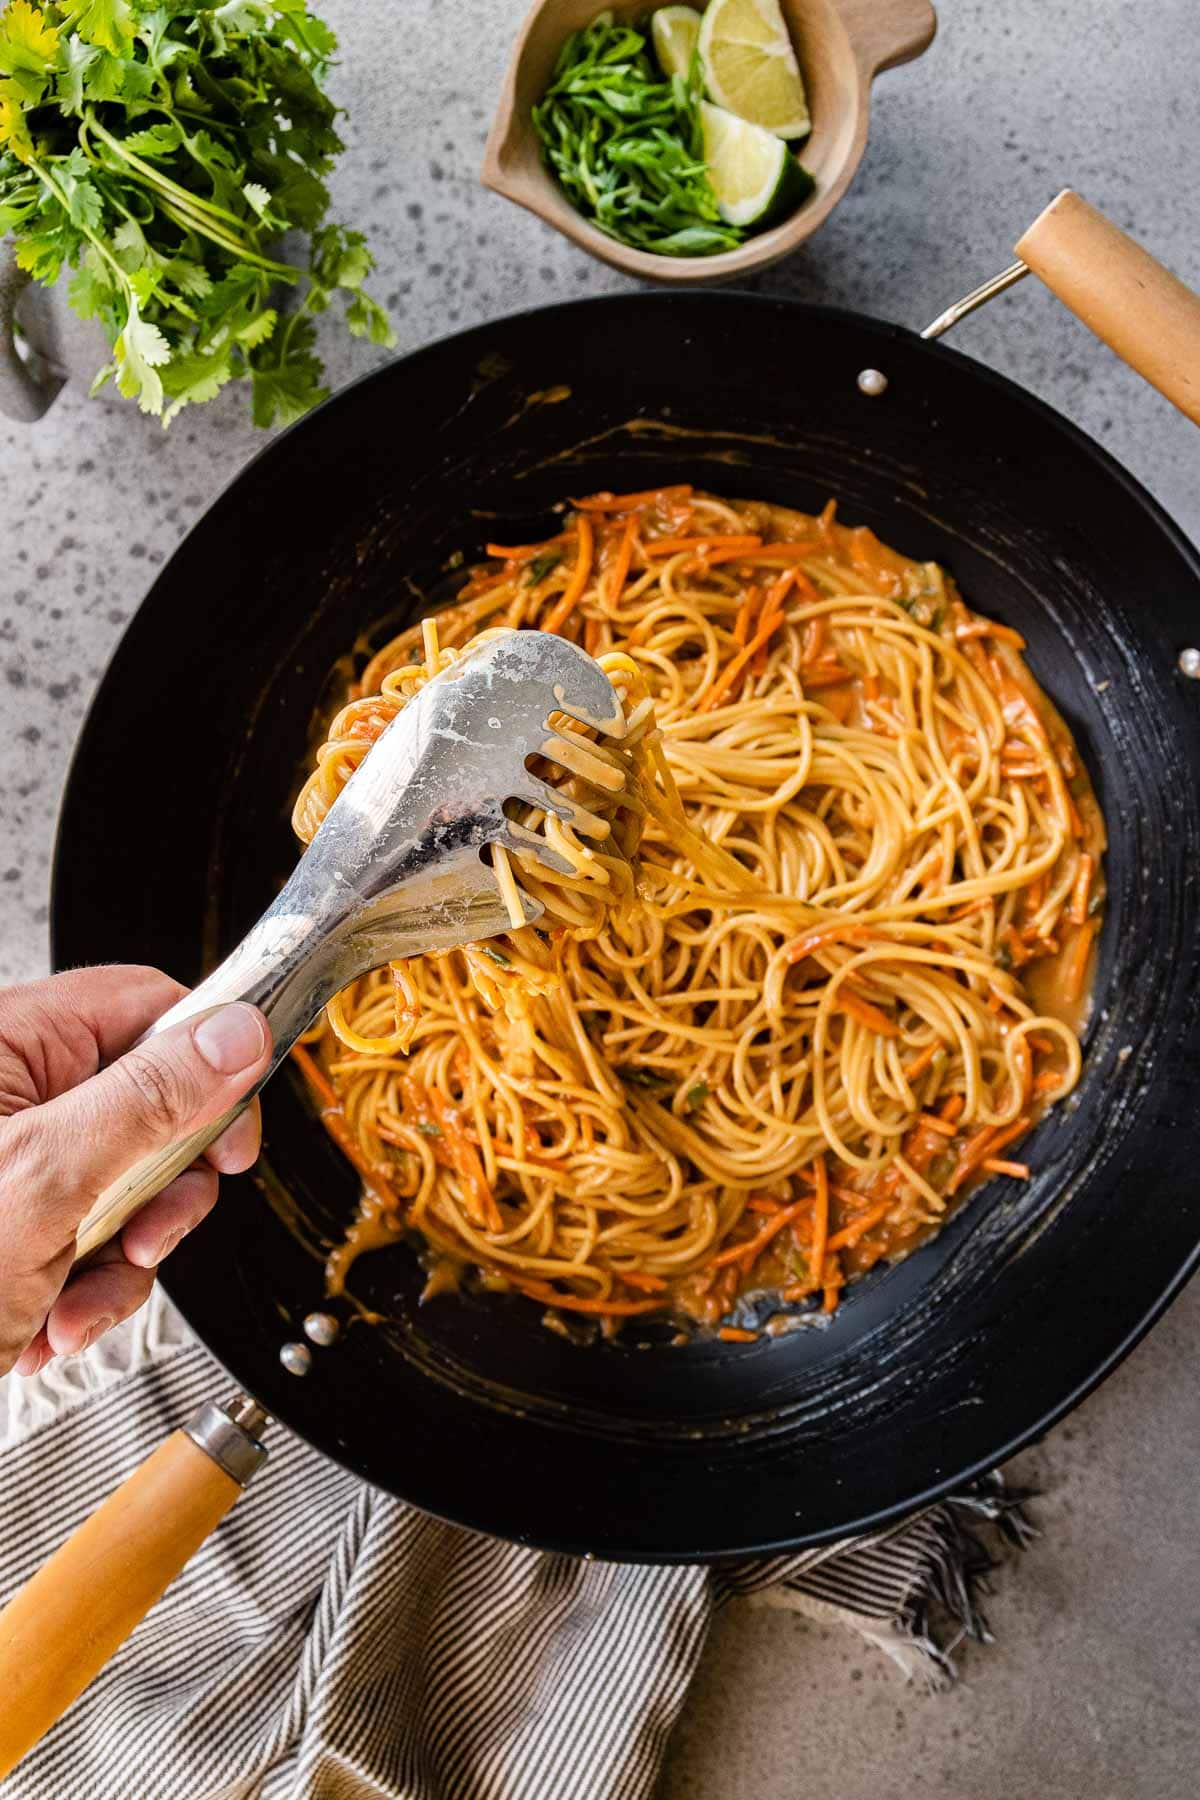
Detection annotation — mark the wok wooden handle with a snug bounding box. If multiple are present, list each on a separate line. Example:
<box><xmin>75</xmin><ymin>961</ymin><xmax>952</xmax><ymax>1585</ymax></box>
<box><xmin>0</xmin><ymin>1404</ymin><xmax>266</xmax><ymax>1780</ymax></box>
<box><xmin>1016</xmin><ymin>189</ymin><xmax>1200</xmax><ymax>426</ymax></box>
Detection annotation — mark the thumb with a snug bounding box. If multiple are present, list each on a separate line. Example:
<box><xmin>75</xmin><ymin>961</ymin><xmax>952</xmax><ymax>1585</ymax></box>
<box><xmin>6</xmin><ymin>1002</ymin><xmax>272</xmax><ymax>1242</ymax></box>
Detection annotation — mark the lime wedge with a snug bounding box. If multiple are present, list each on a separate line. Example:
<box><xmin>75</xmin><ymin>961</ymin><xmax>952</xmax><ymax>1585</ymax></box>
<box><xmin>698</xmin><ymin>0</ymin><xmax>811</xmax><ymax>139</ymax></box>
<box><xmin>699</xmin><ymin>99</ymin><xmax>811</xmax><ymax>228</ymax></box>
<box><xmin>652</xmin><ymin>5</ymin><xmax>702</xmax><ymax>78</ymax></box>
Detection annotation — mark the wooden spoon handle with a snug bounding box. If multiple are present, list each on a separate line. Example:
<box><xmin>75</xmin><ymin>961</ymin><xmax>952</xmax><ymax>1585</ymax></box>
<box><xmin>0</xmin><ymin>1405</ymin><xmax>266</xmax><ymax>1779</ymax></box>
<box><xmin>1016</xmin><ymin>189</ymin><xmax>1200</xmax><ymax>425</ymax></box>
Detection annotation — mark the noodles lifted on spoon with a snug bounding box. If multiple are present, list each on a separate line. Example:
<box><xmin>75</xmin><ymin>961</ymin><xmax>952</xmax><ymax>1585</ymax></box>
<box><xmin>290</xmin><ymin>486</ymin><xmax>1105</xmax><ymax>1339</ymax></box>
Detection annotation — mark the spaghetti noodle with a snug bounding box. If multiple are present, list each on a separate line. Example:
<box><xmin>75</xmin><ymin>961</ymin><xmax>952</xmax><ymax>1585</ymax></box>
<box><xmin>290</xmin><ymin>486</ymin><xmax>1105</xmax><ymax>1338</ymax></box>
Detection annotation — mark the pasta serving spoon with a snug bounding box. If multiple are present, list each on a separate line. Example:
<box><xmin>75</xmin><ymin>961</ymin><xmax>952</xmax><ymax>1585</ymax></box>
<box><xmin>73</xmin><ymin>627</ymin><xmax>625</xmax><ymax>1261</ymax></box>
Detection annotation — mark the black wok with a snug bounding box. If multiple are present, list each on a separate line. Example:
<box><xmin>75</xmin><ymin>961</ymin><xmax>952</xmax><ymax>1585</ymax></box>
<box><xmin>51</xmin><ymin>290</ymin><xmax>1200</xmax><ymax>1562</ymax></box>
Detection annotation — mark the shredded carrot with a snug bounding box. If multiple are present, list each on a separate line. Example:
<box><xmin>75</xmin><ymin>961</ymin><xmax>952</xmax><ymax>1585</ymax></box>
<box><xmin>836</xmin><ymin>990</ymin><xmax>899</xmax><ymax>1037</ymax></box>
<box><xmin>903</xmin><ymin>1041</ymin><xmax>942</xmax><ymax>1081</ymax></box>
<box><xmin>583</xmin><ymin>616</ymin><xmax>602</xmax><ymax>656</ymax></box>
<box><xmin>786</xmin><ymin>922</ymin><xmax>873</xmax><ymax>964</ymax></box>
<box><xmin>732</xmin><ymin>587</ymin><xmax>758</xmax><ymax>647</ymax></box>
<box><xmin>1035</xmin><ymin>1069</ymin><xmax>1065</xmax><ymax>1092</ymax></box>
<box><xmin>982</xmin><ymin>1158</ymin><xmax>1031</xmax><ymax>1178</ymax></box>
<box><xmin>818</xmin><ymin>684</ymin><xmax>854</xmax><ymax>722</ymax></box>
<box><xmin>750</xmin><ymin>573</ymin><xmax>793</xmax><ymax>674</ymax></box>
<box><xmin>1063</xmin><ymin>919</ymin><xmax>1098</xmax><ymax>1004</ymax></box>
<box><xmin>710</xmin><ymin>1193</ymin><xmax>812</xmax><ymax>1270</ymax></box>
<box><xmin>949</xmin><ymin>1115</ymin><xmax>1030</xmax><ymax>1194</ymax></box>
<box><xmin>747</xmin><ymin>1196</ymin><xmax>784</xmax><ymax>1215</ymax></box>
<box><xmin>692</xmin><ymin>545</ymin><xmax>769</xmax><ymax>569</ymax></box>
<box><xmin>916</xmin><ymin>1111</ymin><xmax>958</xmax><ymax>1139</ymax></box>
<box><xmin>802</xmin><ymin>660</ymin><xmax>854</xmax><ymax>689</ymax></box>
<box><xmin>718</xmin><ymin>1326</ymin><xmax>760</xmax><ymax>1343</ymax></box>
<box><xmin>643</xmin><ymin>533</ymin><xmax>761</xmax><ymax>558</ymax></box>
<box><xmin>291</xmin><ymin>1045</ymin><xmax>402</xmax><ymax>1211</ymax></box>
<box><xmin>939</xmin><ymin>1093</ymin><xmax>965</xmax><ymax>1124</ymax></box>
<box><xmin>699</xmin><ymin>573</ymin><xmax>793</xmax><ymax>712</ymax></box>
<box><xmin>513</xmin><ymin>1280</ymin><xmax>660</xmax><ymax>1317</ymax></box>
<box><xmin>485</xmin><ymin>532</ymin><xmax>569</xmax><ymax>560</ymax></box>
<box><xmin>734</xmin><ymin>543</ymin><xmax>819</xmax><ymax>566</ymax></box>
<box><xmin>572</xmin><ymin>484</ymin><xmax>693</xmax><ymax>514</ymax></box>
<box><xmin>607</xmin><ymin>514</ymin><xmax>637</xmax><ymax>611</ymax></box>
<box><xmin>1002</xmin><ymin>925</ymin><xmax>1034</xmax><ymax>968</ymax></box>
<box><xmin>863</xmin><ymin>673</ymin><xmax>880</xmax><ymax>703</ymax></box>
<box><xmin>1069</xmin><ymin>853</ymin><xmax>1094</xmax><ymax>926</ymax></box>
<box><xmin>809</xmin><ymin>1154</ymin><xmax>829</xmax><ymax>1286</ymax></box>
<box><xmin>956</xmin><ymin>620</ymin><xmax>1027</xmax><ymax>649</ymax></box>
<box><xmin>542</xmin><ymin>515</ymin><xmax>593</xmax><ymax>635</ymax></box>
<box><xmin>825</xmin><ymin>1201</ymin><xmax>890</xmax><ymax>1252</ymax></box>
<box><xmin>620</xmin><ymin>1270</ymin><xmax>668</xmax><ymax>1293</ymax></box>
<box><xmin>426</xmin><ymin>1089</ymin><xmax>503</xmax><ymax>1233</ymax></box>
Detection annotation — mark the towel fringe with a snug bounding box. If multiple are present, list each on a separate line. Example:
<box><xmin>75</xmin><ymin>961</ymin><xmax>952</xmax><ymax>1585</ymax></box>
<box><xmin>752</xmin><ymin>1472</ymin><xmax>1037</xmax><ymax>1690</ymax></box>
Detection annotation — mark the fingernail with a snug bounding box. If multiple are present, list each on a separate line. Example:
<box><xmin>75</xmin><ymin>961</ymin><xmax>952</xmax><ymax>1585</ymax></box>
<box><xmin>193</xmin><ymin>1004</ymin><xmax>267</xmax><ymax>1075</ymax></box>
<box><xmin>14</xmin><ymin>1344</ymin><xmax>51</xmax><ymax>1378</ymax></box>
<box><xmin>82</xmin><ymin>1317</ymin><xmax>115</xmax><ymax>1352</ymax></box>
<box><xmin>154</xmin><ymin>1228</ymin><xmax>185</xmax><ymax>1266</ymax></box>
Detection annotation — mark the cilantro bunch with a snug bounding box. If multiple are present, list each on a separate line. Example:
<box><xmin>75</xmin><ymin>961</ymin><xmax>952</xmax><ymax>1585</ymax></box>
<box><xmin>0</xmin><ymin>0</ymin><xmax>394</xmax><ymax>425</ymax></box>
<box><xmin>532</xmin><ymin>14</ymin><xmax>741</xmax><ymax>257</ymax></box>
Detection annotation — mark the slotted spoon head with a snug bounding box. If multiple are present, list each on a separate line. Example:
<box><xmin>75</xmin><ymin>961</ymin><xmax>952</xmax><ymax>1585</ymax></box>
<box><xmin>309</xmin><ymin>628</ymin><xmax>627</xmax><ymax>948</ymax></box>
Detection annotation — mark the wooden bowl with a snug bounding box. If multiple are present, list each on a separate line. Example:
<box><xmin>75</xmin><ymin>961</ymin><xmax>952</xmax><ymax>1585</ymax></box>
<box><xmin>482</xmin><ymin>0</ymin><xmax>937</xmax><ymax>283</ymax></box>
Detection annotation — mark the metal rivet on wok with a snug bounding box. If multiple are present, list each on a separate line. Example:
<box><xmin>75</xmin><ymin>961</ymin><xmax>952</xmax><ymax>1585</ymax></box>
<box><xmin>1179</xmin><ymin>647</ymin><xmax>1200</xmax><ymax>679</ymax></box>
<box><xmin>280</xmin><ymin>1341</ymin><xmax>313</xmax><ymax>1376</ymax></box>
<box><xmin>303</xmin><ymin>1311</ymin><xmax>340</xmax><ymax>1347</ymax></box>
<box><xmin>857</xmin><ymin>368</ymin><xmax>888</xmax><ymax>397</ymax></box>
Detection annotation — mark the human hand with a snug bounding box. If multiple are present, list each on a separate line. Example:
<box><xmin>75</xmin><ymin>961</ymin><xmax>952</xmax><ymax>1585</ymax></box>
<box><xmin>0</xmin><ymin>966</ymin><xmax>272</xmax><ymax>1380</ymax></box>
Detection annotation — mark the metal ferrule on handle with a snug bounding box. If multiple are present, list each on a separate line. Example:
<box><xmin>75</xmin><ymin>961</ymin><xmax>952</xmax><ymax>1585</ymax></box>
<box><xmin>0</xmin><ymin>1395</ymin><xmax>268</xmax><ymax>1780</ymax></box>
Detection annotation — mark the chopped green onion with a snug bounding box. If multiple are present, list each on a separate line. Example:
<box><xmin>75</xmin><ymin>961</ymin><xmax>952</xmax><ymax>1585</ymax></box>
<box><xmin>532</xmin><ymin>17</ymin><xmax>744</xmax><ymax>257</ymax></box>
<box><xmin>526</xmin><ymin>548</ymin><xmax>565</xmax><ymax>586</ymax></box>
<box><xmin>618</xmin><ymin>1065</ymin><xmax>670</xmax><ymax>1088</ymax></box>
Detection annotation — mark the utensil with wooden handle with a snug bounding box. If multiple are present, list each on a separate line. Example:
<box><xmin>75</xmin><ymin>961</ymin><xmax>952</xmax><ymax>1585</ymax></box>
<box><xmin>72</xmin><ymin>628</ymin><xmax>626</xmax><ymax>1262</ymax></box>
<box><xmin>922</xmin><ymin>189</ymin><xmax>1200</xmax><ymax>426</ymax></box>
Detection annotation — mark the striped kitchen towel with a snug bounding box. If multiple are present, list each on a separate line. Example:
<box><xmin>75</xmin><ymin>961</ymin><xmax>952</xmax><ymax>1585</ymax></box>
<box><xmin>0</xmin><ymin>1293</ymin><xmax>1031</xmax><ymax>1800</ymax></box>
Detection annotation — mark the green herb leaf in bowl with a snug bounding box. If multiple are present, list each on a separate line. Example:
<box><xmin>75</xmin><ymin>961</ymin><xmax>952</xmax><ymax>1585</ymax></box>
<box><xmin>532</xmin><ymin>11</ymin><xmax>744</xmax><ymax>258</ymax></box>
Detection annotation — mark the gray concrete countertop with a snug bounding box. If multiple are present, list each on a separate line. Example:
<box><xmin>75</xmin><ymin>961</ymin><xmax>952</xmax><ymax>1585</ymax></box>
<box><xmin>1</xmin><ymin>1</ymin><xmax>1196</xmax><ymax>1793</ymax></box>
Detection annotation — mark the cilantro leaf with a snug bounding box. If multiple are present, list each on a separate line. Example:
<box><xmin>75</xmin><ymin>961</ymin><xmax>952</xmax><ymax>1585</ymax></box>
<box><xmin>0</xmin><ymin>77</ymin><xmax>33</xmax><ymax>159</ymax></box>
<box><xmin>55</xmin><ymin>147</ymin><xmax>103</xmax><ymax>230</ymax></box>
<box><xmin>114</xmin><ymin>296</ymin><xmax>171</xmax><ymax>412</ymax></box>
<box><xmin>60</xmin><ymin>0</ymin><xmax>135</xmax><ymax>57</ymax></box>
<box><xmin>235</xmin><ymin>303</ymin><xmax>276</xmax><ymax>347</ymax></box>
<box><xmin>163</xmin><ymin>256</ymin><xmax>211</xmax><ymax>297</ymax></box>
<box><xmin>55</xmin><ymin>32</ymin><xmax>100</xmax><ymax>110</ymax></box>
<box><xmin>0</xmin><ymin>1</ymin><xmax>59</xmax><ymax>103</ymax></box>
<box><xmin>67</xmin><ymin>242</ymin><xmax>115</xmax><ymax>317</ymax></box>
<box><xmin>119</xmin><ymin>121</ymin><xmax>182</xmax><ymax>157</ymax></box>
<box><xmin>160</xmin><ymin>344</ymin><xmax>234</xmax><ymax>422</ymax></box>
<box><xmin>0</xmin><ymin>0</ymin><xmax>391</xmax><ymax>425</ymax></box>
